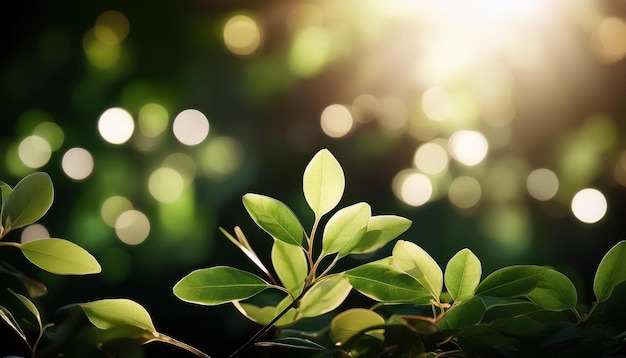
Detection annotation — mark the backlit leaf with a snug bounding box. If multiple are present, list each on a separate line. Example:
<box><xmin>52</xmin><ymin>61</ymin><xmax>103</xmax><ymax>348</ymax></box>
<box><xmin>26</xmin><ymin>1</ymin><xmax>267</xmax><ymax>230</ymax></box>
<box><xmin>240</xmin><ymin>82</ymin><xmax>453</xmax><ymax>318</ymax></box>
<box><xmin>593</xmin><ymin>240</ymin><xmax>626</xmax><ymax>303</ymax></box>
<box><xmin>321</xmin><ymin>202</ymin><xmax>370</xmax><ymax>257</ymax></box>
<box><xmin>9</xmin><ymin>288</ymin><xmax>41</xmax><ymax>330</ymax></box>
<box><xmin>329</xmin><ymin>308</ymin><xmax>385</xmax><ymax>344</ymax></box>
<box><xmin>350</xmin><ymin>215</ymin><xmax>412</xmax><ymax>255</ymax></box>
<box><xmin>392</xmin><ymin>240</ymin><xmax>443</xmax><ymax>301</ymax></box>
<box><xmin>272</xmin><ymin>238</ymin><xmax>307</xmax><ymax>295</ymax></box>
<box><xmin>526</xmin><ymin>268</ymin><xmax>577</xmax><ymax>311</ymax></box>
<box><xmin>476</xmin><ymin>265</ymin><xmax>544</xmax><ymax>298</ymax></box>
<box><xmin>173</xmin><ymin>266</ymin><xmax>270</xmax><ymax>305</ymax></box>
<box><xmin>0</xmin><ymin>305</ymin><xmax>27</xmax><ymax>344</ymax></box>
<box><xmin>242</xmin><ymin>193</ymin><xmax>304</xmax><ymax>247</ymax></box>
<box><xmin>445</xmin><ymin>248</ymin><xmax>481</xmax><ymax>302</ymax></box>
<box><xmin>2</xmin><ymin>172</ymin><xmax>53</xmax><ymax>231</ymax></box>
<box><xmin>78</xmin><ymin>299</ymin><xmax>156</xmax><ymax>333</ymax></box>
<box><xmin>344</xmin><ymin>262</ymin><xmax>431</xmax><ymax>304</ymax></box>
<box><xmin>299</xmin><ymin>275</ymin><xmax>352</xmax><ymax>318</ymax></box>
<box><xmin>234</xmin><ymin>295</ymin><xmax>298</xmax><ymax>327</ymax></box>
<box><xmin>21</xmin><ymin>238</ymin><xmax>101</xmax><ymax>275</ymax></box>
<box><xmin>303</xmin><ymin>149</ymin><xmax>345</xmax><ymax>218</ymax></box>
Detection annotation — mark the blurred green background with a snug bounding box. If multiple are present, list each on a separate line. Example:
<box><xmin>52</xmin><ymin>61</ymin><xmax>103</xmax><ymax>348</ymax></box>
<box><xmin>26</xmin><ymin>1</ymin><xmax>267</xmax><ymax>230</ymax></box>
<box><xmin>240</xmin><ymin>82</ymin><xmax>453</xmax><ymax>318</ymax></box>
<box><xmin>2</xmin><ymin>0</ymin><xmax>626</xmax><ymax>356</ymax></box>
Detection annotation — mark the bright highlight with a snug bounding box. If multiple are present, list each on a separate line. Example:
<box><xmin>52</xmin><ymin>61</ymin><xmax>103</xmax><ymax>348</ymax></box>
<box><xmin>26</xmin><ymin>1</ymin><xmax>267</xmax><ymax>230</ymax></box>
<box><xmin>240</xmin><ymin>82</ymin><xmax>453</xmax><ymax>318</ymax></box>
<box><xmin>321</xmin><ymin>104</ymin><xmax>353</xmax><ymax>138</ymax></box>
<box><xmin>98</xmin><ymin>107</ymin><xmax>135</xmax><ymax>144</ymax></box>
<box><xmin>173</xmin><ymin>109</ymin><xmax>210</xmax><ymax>146</ymax></box>
<box><xmin>448</xmin><ymin>130</ymin><xmax>489</xmax><ymax>166</ymax></box>
<box><xmin>571</xmin><ymin>188</ymin><xmax>607</xmax><ymax>224</ymax></box>
<box><xmin>62</xmin><ymin>147</ymin><xmax>94</xmax><ymax>180</ymax></box>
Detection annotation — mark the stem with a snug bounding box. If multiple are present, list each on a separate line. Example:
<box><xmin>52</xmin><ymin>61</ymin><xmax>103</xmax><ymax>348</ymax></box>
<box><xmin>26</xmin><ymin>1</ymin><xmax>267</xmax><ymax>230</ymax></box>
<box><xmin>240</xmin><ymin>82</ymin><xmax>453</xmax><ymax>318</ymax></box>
<box><xmin>316</xmin><ymin>255</ymin><xmax>339</xmax><ymax>278</ymax></box>
<box><xmin>0</xmin><ymin>241</ymin><xmax>22</xmax><ymax>248</ymax></box>
<box><xmin>229</xmin><ymin>290</ymin><xmax>307</xmax><ymax>358</ymax></box>
<box><xmin>156</xmin><ymin>333</ymin><xmax>211</xmax><ymax>358</ymax></box>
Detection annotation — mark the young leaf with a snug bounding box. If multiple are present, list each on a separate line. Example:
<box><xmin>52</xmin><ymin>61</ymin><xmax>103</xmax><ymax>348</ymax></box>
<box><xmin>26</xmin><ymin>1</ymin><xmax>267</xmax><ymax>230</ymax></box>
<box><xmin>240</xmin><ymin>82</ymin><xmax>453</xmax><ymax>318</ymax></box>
<box><xmin>476</xmin><ymin>265</ymin><xmax>544</xmax><ymax>298</ymax></box>
<box><xmin>593</xmin><ymin>240</ymin><xmax>626</xmax><ymax>303</ymax></box>
<box><xmin>329</xmin><ymin>308</ymin><xmax>385</xmax><ymax>344</ymax></box>
<box><xmin>526</xmin><ymin>268</ymin><xmax>577</xmax><ymax>311</ymax></box>
<box><xmin>299</xmin><ymin>275</ymin><xmax>352</xmax><ymax>318</ymax></box>
<box><xmin>20</xmin><ymin>238</ymin><xmax>101</xmax><ymax>275</ymax></box>
<box><xmin>392</xmin><ymin>240</ymin><xmax>443</xmax><ymax>301</ymax></box>
<box><xmin>242</xmin><ymin>193</ymin><xmax>304</xmax><ymax>247</ymax></box>
<box><xmin>272</xmin><ymin>238</ymin><xmax>308</xmax><ymax>295</ymax></box>
<box><xmin>9</xmin><ymin>288</ymin><xmax>42</xmax><ymax>331</ymax></box>
<box><xmin>0</xmin><ymin>305</ymin><xmax>28</xmax><ymax>344</ymax></box>
<box><xmin>445</xmin><ymin>248</ymin><xmax>482</xmax><ymax>302</ymax></box>
<box><xmin>78</xmin><ymin>299</ymin><xmax>156</xmax><ymax>333</ymax></box>
<box><xmin>343</xmin><ymin>263</ymin><xmax>432</xmax><ymax>304</ymax></box>
<box><xmin>438</xmin><ymin>297</ymin><xmax>485</xmax><ymax>330</ymax></box>
<box><xmin>2</xmin><ymin>172</ymin><xmax>53</xmax><ymax>231</ymax></box>
<box><xmin>234</xmin><ymin>295</ymin><xmax>298</xmax><ymax>327</ymax></box>
<box><xmin>350</xmin><ymin>215</ymin><xmax>412</xmax><ymax>255</ymax></box>
<box><xmin>321</xmin><ymin>202</ymin><xmax>371</xmax><ymax>257</ymax></box>
<box><xmin>173</xmin><ymin>266</ymin><xmax>270</xmax><ymax>305</ymax></box>
<box><xmin>303</xmin><ymin>149</ymin><xmax>345</xmax><ymax>218</ymax></box>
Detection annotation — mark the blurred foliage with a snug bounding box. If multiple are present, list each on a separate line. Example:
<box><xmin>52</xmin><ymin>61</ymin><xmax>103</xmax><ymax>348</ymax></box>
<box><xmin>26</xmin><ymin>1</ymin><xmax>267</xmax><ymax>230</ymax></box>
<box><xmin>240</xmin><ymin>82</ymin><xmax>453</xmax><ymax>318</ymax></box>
<box><xmin>1</xmin><ymin>0</ymin><xmax>626</xmax><ymax>356</ymax></box>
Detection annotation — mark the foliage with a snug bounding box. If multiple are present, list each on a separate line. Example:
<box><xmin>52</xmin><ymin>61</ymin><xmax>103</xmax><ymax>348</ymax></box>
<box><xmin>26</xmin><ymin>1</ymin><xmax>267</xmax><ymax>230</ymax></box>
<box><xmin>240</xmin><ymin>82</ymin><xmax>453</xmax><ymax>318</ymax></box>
<box><xmin>0</xmin><ymin>172</ymin><xmax>207</xmax><ymax>357</ymax></box>
<box><xmin>173</xmin><ymin>149</ymin><xmax>626</xmax><ymax>357</ymax></box>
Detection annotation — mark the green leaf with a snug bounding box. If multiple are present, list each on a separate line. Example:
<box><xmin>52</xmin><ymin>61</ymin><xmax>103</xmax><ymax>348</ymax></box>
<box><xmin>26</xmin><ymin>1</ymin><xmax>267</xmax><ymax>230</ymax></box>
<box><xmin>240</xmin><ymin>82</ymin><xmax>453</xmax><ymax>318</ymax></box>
<box><xmin>173</xmin><ymin>266</ymin><xmax>270</xmax><ymax>305</ymax></box>
<box><xmin>256</xmin><ymin>337</ymin><xmax>326</xmax><ymax>351</ymax></box>
<box><xmin>344</xmin><ymin>262</ymin><xmax>432</xmax><ymax>304</ymax></box>
<box><xmin>350</xmin><ymin>215</ymin><xmax>412</xmax><ymax>255</ymax></box>
<box><xmin>438</xmin><ymin>297</ymin><xmax>485</xmax><ymax>330</ymax></box>
<box><xmin>9</xmin><ymin>288</ymin><xmax>42</xmax><ymax>330</ymax></box>
<box><xmin>21</xmin><ymin>238</ymin><xmax>101</xmax><ymax>275</ymax></box>
<box><xmin>0</xmin><ymin>180</ymin><xmax>11</xmax><ymax>210</ymax></box>
<box><xmin>2</xmin><ymin>172</ymin><xmax>53</xmax><ymax>232</ymax></box>
<box><xmin>321</xmin><ymin>202</ymin><xmax>371</xmax><ymax>257</ymax></box>
<box><xmin>78</xmin><ymin>299</ymin><xmax>156</xmax><ymax>333</ymax></box>
<box><xmin>272</xmin><ymin>238</ymin><xmax>308</xmax><ymax>296</ymax></box>
<box><xmin>299</xmin><ymin>275</ymin><xmax>352</xmax><ymax>318</ymax></box>
<box><xmin>0</xmin><ymin>305</ymin><xmax>27</xmax><ymax>344</ymax></box>
<box><xmin>593</xmin><ymin>240</ymin><xmax>626</xmax><ymax>303</ymax></box>
<box><xmin>329</xmin><ymin>308</ymin><xmax>385</xmax><ymax>344</ymax></box>
<box><xmin>392</xmin><ymin>240</ymin><xmax>443</xmax><ymax>301</ymax></box>
<box><xmin>526</xmin><ymin>268</ymin><xmax>577</xmax><ymax>311</ymax></box>
<box><xmin>475</xmin><ymin>265</ymin><xmax>544</xmax><ymax>298</ymax></box>
<box><xmin>0</xmin><ymin>262</ymin><xmax>48</xmax><ymax>297</ymax></box>
<box><xmin>234</xmin><ymin>295</ymin><xmax>298</xmax><ymax>327</ymax></box>
<box><xmin>303</xmin><ymin>149</ymin><xmax>345</xmax><ymax>218</ymax></box>
<box><xmin>445</xmin><ymin>248</ymin><xmax>481</xmax><ymax>302</ymax></box>
<box><xmin>242</xmin><ymin>193</ymin><xmax>304</xmax><ymax>247</ymax></box>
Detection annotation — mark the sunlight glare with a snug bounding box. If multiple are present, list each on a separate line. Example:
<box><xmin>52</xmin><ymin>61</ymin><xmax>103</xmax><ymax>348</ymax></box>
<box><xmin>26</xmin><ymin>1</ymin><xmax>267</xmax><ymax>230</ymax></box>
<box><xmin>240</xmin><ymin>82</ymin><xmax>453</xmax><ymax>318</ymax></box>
<box><xmin>422</xmin><ymin>86</ymin><xmax>452</xmax><ymax>122</ymax></box>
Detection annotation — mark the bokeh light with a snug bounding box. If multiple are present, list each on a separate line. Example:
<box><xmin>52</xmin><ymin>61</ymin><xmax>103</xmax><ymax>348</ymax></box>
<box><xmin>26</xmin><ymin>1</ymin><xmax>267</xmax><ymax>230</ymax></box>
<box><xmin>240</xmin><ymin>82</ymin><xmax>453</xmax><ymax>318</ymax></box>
<box><xmin>101</xmin><ymin>196</ymin><xmax>133</xmax><ymax>227</ymax></box>
<box><xmin>21</xmin><ymin>224</ymin><xmax>50</xmax><ymax>244</ymax></box>
<box><xmin>571</xmin><ymin>188</ymin><xmax>607</xmax><ymax>224</ymax></box>
<box><xmin>173</xmin><ymin>109</ymin><xmax>210</xmax><ymax>146</ymax></box>
<box><xmin>95</xmin><ymin>10</ymin><xmax>130</xmax><ymax>46</ymax></box>
<box><xmin>527</xmin><ymin>168</ymin><xmax>559</xmax><ymax>201</ymax></box>
<box><xmin>223</xmin><ymin>14</ymin><xmax>262</xmax><ymax>56</ymax></box>
<box><xmin>393</xmin><ymin>171</ymin><xmax>432</xmax><ymax>207</ymax></box>
<box><xmin>138</xmin><ymin>103</ymin><xmax>169</xmax><ymax>138</ymax></box>
<box><xmin>591</xmin><ymin>17</ymin><xmax>626</xmax><ymax>64</ymax></box>
<box><xmin>199</xmin><ymin>136</ymin><xmax>244</xmax><ymax>179</ymax></box>
<box><xmin>33</xmin><ymin>121</ymin><xmax>64</xmax><ymax>151</ymax></box>
<box><xmin>422</xmin><ymin>86</ymin><xmax>452</xmax><ymax>122</ymax></box>
<box><xmin>115</xmin><ymin>209</ymin><xmax>150</xmax><ymax>245</ymax></box>
<box><xmin>98</xmin><ymin>107</ymin><xmax>135</xmax><ymax>144</ymax></box>
<box><xmin>351</xmin><ymin>94</ymin><xmax>378</xmax><ymax>123</ymax></box>
<box><xmin>321</xmin><ymin>104</ymin><xmax>353</xmax><ymax>138</ymax></box>
<box><xmin>448</xmin><ymin>130</ymin><xmax>489</xmax><ymax>166</ymax></box>
<box><xmin>448</xmin><ymin>176</ymin><xmax>482</xmax><ymax>209</ymax></box>
<box><xmin>148</xmin><ymin>167</ymin><xmax>185</xmax><ymax>203</ymax></box>
<box><xmin>62</xmin><ymin>147</ymin><xmax>94</xmax><ymax>181</ymax></box>
<box><xmin>18</xmin><ymin>136</ymin><xmax>52</xmax><ymax>168</ymax></box>
<box><xmin>413</xmin><ymin>141</ymin><xmax>449</xmax><ymax>175</ymax></box>
<box><xmin>289</xmin><ymin>26</ymin><xmax>331</xmax><ymax>77</ymax></box>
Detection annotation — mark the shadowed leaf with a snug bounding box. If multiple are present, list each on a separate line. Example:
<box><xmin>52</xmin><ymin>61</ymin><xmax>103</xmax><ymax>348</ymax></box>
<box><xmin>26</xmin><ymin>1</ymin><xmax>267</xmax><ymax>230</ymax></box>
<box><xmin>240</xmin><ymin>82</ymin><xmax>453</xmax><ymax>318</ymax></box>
<box><xmin>2</xmin><ymin>172</ymin><xmax>53</xmax><ymax>232</ymax></box>
<box><xmin>594</xmin><ymin>240</ymin><xmax>626</xmax><ymax>303</ymax></box>
<box><xmin>78</xmin><ymin>299</ymin><xmax>156</xmax><ymax>333</ymax></box>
